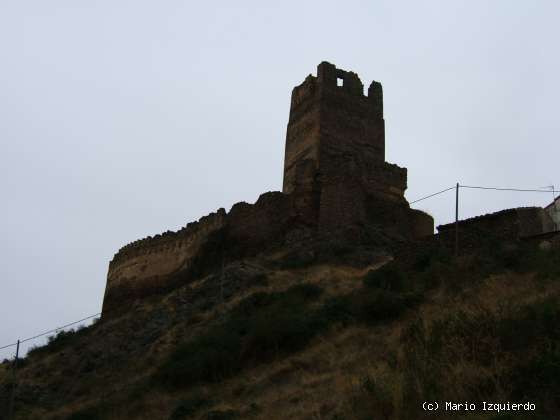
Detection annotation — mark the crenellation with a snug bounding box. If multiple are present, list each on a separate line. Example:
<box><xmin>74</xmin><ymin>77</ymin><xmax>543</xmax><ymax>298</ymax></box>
<box><xmin>102</xmin><ymin>62</ymin><xmax>435</xmax><ymax>318</ymax></box>
<box><xmin>367</xmin><ymin>81</ymin><xmax>383</xmax><ymax>118</ymax></box>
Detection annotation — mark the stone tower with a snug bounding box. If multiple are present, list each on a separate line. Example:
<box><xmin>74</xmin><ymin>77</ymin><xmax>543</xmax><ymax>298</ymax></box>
<box><xmin>283</xmin><ymin>61</ymin><xmax>423</xmax><ymax>234</ymax></box>
<box><xmin>101</xmin><ymin>62</ymin><xmax>435</xmax><ymax>318</ymax></box>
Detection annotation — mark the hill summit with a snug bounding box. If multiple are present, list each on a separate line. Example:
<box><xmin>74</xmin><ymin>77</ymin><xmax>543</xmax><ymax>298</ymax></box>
<box><xmin>2</xmin><ymin>63</ymin><xmax>559</xmax><ymax>420</ymax></box>
<box><xmin>102</xmin><ymin>62</ymin><xmax>433</xmax><ymax>318</ymax></box>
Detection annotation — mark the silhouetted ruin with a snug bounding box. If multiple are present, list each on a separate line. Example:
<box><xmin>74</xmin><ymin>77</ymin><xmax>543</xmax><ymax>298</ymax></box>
<box><xmin>101</xmin><ymin>62</ymin><xmax>434</xmax><ymax>316</ymax></box>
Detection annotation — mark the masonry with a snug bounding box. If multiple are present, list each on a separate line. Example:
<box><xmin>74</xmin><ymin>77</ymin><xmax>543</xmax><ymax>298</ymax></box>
<box><xmin>283</xmin><ymin>61</ymin><xmax>432</xmax><ymax>237</ymax></box>
<box><xmin>101</xmin><ymin>62</ymin><xmax>434</xmax><ymax>316</ymax></box>
<box><xmin>437</xmin><ymin>207</ymin><xmax>556</xmax><ymax>253</ymax></box>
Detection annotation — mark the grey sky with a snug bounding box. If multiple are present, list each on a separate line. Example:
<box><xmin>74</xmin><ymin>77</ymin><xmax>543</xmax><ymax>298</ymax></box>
<box><xmin>1</xmin><ymin>1</ymin><xmax>559</xmax><ymax>357</ymax></box>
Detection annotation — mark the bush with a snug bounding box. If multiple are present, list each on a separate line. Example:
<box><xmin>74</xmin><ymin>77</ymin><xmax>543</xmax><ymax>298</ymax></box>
<box><xmin>155</xmin><ymin>275</ymin><xmax>422</xmax><ymax>390</ymax></box>
<box><xmin>413</xmin><ymin>247</ymin><xmax>452</xmax><ymax>272</ymax></box>
<box><xmin>64</xmin><ymin>404</ymin><xmax>105</xmax><ymax>420</ymax></box>
<box><xmin>278</xmin><ymin>250</ymin><xmax>315</xmax><ymax>269</ymax></box>
<box><xmin>155</xmin><ymin>283</ymin><xmax>325</xmax><ymax>388</ymax></box>
<box><xmin>363</xmin><ymin>262</ymin><xmax>407</xmax><ymax>292</ymax></box>
<box><xmin>321</xmin><ymin>288</ymin><xmax>422</xmax><ymax>328</ymax></box>
<box><xmin>498</xmin><ymin>297</ymin><xmax>560</xmax><ymax>352</ymax></box>
<box><xmin>27</xmin><ymin>327</ymin><xmax>89</xmax><ymax>358</ymax></box>
<box><xmin>353</xmin><ymin>289</ymin><xmax>414</xmax><ymax>324</ymax></box>
<box><xmin>320</xmin><ymin>295</ymin><xmax>355</xmax><ymax>325</ymax></box>
<box><xmin>206</xmin><ymin>409</ymin><xmax>240</xmax><ymax>419</ymax></box>
<box><xmin>169</xmin><ymin>395</ymin><xmax>211</xmax><ymax>420</ymax></box>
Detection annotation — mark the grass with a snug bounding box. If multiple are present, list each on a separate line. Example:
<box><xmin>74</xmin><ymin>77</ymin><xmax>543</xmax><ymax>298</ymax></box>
<box><xmin>6</xmin><ymin>239</ymin><xmax>560</xmax><ymax>419</ymax></box>
<box><xmin>154</xmin><ymin>283</ymin><xmax>327</xmax><ymax>388</ymax></box>
<box><xmin>155</xmin><ymin>267</ymin><xmax>425</xmax><ymax>391</ymax></box>
<box><xmin>27</xmin><ymin>325</ymin><xmax>91</xmax><ymax>358</ymax></box>
<box><xmin>168</xmin><ymin>395</ymin><xmax>212</xmax><ymax>420</ymax></box>
<box><xmin>396</xmin><ymin>294</ymin><xmax>560</xmax><ymax>417</ymax></box>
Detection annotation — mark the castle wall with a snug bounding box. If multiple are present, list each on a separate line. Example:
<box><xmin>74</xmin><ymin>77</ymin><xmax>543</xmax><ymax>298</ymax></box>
<box><xmin>227</xmin><ymin>192</ymin><xmax>296</xmax><ymax>254</ymax></box>
<box><xmin>282</xmin><ymin>62</ymin><xmax>418</xmax><ymax>235</ymax></box>
<box><xmin>102</xmin><ymin>192</ymin><xmax>312</xmax><ymax>317</ymax></box>
<box><xmin>102</xmin><ymin>62</ymin><xmax>436</xmax><ymax>317</ymax></box>
<box><xmin>410</xmin><ymin>209</ymin><xmax>436</xmax><ymax>238</ymax></box>
<box><xmin>437</xmin><ymin>207</ymin><xmax>555</xmax><ymax>253</ymax></box>
<box><xmin>283</xmin><ymin>76</ymin><xmax>321</xmax><ymax>194</ymax></box>
<box><xmin>102</xmin><ymin>210</ymin><xmax>227</xmax><ymax>314</ymax></box>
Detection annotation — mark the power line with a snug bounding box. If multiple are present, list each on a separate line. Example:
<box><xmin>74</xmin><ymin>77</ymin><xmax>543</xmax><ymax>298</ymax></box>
<box><xmin>409</xmin><ymin>186</ymin><xmax>456</xmax><ymax>204</ymax></box>
<box><xmin>2</xmin><ymin>183</ymin><xmax>559</xmax><ymax>353</ymax></box>
<box><xmin>461</xmin><ymin>185</ymin><xmax>560</xmax><ymax>194</ymax></box>
<box><xmin>20</xmin><ymin>313</ymin><xmax>100</xmax><ymax>344</ymax></box>
<box><xmin>1</xmin><ymin>313</ymin><xmax>101</xmax><ymax>353</ymax></box>
<box><xmin>0</xmin><ymin>342</ymin><xmax>18</xmax><ymax>351</ymax></box>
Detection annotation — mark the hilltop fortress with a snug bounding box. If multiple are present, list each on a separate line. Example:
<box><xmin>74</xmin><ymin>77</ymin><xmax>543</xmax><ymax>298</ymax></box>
<box><xmin>102</xmin><ymin>62</ymin><xmax>434</xmax><ymax>316</ymax></box>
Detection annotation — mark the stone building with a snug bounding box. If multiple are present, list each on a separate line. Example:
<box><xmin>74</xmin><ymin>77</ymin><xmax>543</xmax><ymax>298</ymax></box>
<box><xmin>101</xmin><ymin>62</ymin><xmax>434</xmax><ymax>316</ymax></box>
<box><xmin>545</xmin><ymin>196</ymin><xmax>560</xmax><ymax>230</ymax></box>
<box><xmin>283</xmin><ymin>61</ymin><xmax>433</xmax><ymax>238</ymax></box>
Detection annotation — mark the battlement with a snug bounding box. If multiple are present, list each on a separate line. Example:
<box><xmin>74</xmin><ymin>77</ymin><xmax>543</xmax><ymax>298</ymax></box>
<box><xmin>109</xmin><ymin>209</ymin><xmax>227</xmax><ymax>266</ymax></box>
<box><xmin>289</xmin><ymin>62</ymin><xmax>383</xmax><ymax>120</ymax></box>
<box><xmin>102</xmin><ymin>62</ymin><xmax>435</xmax><ymax>318</ymax></box>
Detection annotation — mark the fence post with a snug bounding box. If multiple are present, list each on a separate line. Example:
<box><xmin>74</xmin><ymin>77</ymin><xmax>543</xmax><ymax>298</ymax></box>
<box><xmin>455</xmin><ymin>183</ymin><xmax>459</xmax><ymax>256</ymax></box>
<box><xmin>7</xmin><ymin>339</ymin><xmax>20</xmax><ymax>420</ymax></box>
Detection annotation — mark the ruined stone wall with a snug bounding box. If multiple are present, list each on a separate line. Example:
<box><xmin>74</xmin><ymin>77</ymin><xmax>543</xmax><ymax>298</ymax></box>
<box><xmin>102</xmin><ymin>191</ymin><xmax>316</xmax><ymax>317</ymax></box>
<box><xmin>283</xmin><ymin>75</ymin><xmax>321</xmax><ymax>194</ymax></box>
<box><xmin>103</xmin><ymin>210</ymin><xmax>227</xmax><ymax>314</ymax></box>
<box><xmin>227</xmin><ymin>192</ymin><xmax>297</xmax><ymax>256</ymax></box>
<box><xmin>282</xmin><ymin>62</ymin><xmax>419</xmax><ymax>235</ymax></box>
<box><xmin>437</xmin><ymin>207</ymin><xmax>555</xmax><ymax>253</ymax></box>
<box><xmin>102</xmin><ymin>62</ymin><xmax>436</xmax><ymax>316</ymax></box>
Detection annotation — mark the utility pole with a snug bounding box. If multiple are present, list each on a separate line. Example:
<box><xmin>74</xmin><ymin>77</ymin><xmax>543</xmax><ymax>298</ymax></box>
<box><xmin>455</xmin><ymin>182</ymin><xmax>459</xmax><ymax>257</ymax></box>
<box><xmin>552</xmin><ymin>185</ymin><xmax>558</xmax><ymax>231</ymax></box>
<box><xmin>219</xmin><ymin>239</ymin><xmax>225</xmax><ymax>318</ymax></box>
<box><xmin>7</xmin><ymin>340</ymin><xmax>20</xmax><ymax>420</ymax></box>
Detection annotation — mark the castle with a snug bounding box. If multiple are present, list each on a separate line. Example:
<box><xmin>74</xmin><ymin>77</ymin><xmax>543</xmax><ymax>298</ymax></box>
<box><xmin>101</xmin><ymin>62</ymin><xmax>434</xmax><ymax>316</ymax></box>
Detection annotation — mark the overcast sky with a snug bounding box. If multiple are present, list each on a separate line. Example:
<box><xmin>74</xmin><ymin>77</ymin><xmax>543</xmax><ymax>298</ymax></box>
<box><xmin>1</xmin><ymin>1</ymin><xmax>559</xmax><ymax>357</ymax></box>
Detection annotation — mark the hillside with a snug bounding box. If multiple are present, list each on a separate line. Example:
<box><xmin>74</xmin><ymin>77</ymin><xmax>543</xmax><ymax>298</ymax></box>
<box><xmin>1</xmin><ymin>236</ymin><xmax>559</xmax><ymax>420</ymax></box>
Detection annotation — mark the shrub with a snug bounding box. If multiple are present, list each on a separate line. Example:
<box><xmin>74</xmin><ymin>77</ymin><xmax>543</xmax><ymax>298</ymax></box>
<box><xmin>321</xmin><ymin>288</ymin><xmax>422</xmax><ymax>328</ymax></box>
<box><xmin>27</xmin><ymin>327</ymin><xmax>89</xmax><ymax>358</ymax></box>
<box><xmin>363</xmin><ymin>263</ymin><xmax>407</xmax><ymax>292</ymax></box>
<box><xmin>320</xmin><ymin>295</ymin><xmax>355</xmax><ymax>325</ymax></box>
<box><xmin>353</xmin><ymin>289</ymin><xmax>409</xmax><ymax>324</ymax></box>
<box><xmin>155</xmin><ymin>283</ymin><xmax>325</xmax><ymax>388</ymax></box>
<box><xmin>169</xmin><ymin>395</ymin><xmax>211</xmax><ymax>420</ymax></box>
<box><xmin>206</xmin><ymin>409</ymin><xmax>240</xmax><ymax>419</ymax></box>
<box><xmin>413</xmin><ymin>247</ymin><xmax>452</xmax><ymax>272</ymax></box>
<box><xmin>498</xmin><ymin>297</ymin><xmax>560</xmax><ymax>352</ymax></box>
<box><xmin>64</xmin><ymin>404</ymin><xmax>105</xmax><ymax>420</ymax></box>
<box><xmin>279</xmin><ymin>250</ymin><xmax>315</xmax><ymax>269</ymax></box>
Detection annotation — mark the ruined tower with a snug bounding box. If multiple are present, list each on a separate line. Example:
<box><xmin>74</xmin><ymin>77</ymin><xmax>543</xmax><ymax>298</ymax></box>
<box><xmin>102</xmin><ymin>62</ymin><xmax>434</xmax><ymax>317</ymax></box>
<box><xmin>283</xmin><ymin>61</ymin><xmax>423</xmax><ymax>234</ymax></box>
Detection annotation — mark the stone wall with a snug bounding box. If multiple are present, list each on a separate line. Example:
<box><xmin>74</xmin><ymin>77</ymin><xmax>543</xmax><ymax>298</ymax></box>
<box><xmin>102</xmin><ymin>190</ymin><xmax>320</xmax><ymax>316</ymax></box>
<box><xmin>102</xmin><ymin>62</ymin><xmax>436</xmax><ymax>317</ymax></box>
<box><xmin>103</xmin><ymin>209</ymin><xmax>227</xmax><ymax>314</ymax></box>
<box><xmin>437</xmin><ymin>207</ymin><xmax>556</xmax><ymax>253</ymax></box>
<box><xmin>283</xmin><ymin>61</ymin><xmax>430</xmax><ymax>234</ymax></box>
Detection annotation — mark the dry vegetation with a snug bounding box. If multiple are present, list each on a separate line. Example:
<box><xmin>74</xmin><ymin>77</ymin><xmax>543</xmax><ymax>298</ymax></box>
<box><xmin>1</xmin><ymin>240</ymin><xmax>559</xmax><ymax>419</ymax></box>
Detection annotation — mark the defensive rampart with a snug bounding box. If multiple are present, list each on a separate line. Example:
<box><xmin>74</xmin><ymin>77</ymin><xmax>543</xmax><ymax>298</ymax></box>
<box><xmin>102</xmin><ymin>62</ymin><xmax>436</xmax><ymax>317</ymax></box>
<box><xmin>437</xmin><ymin>207</ymin><xmax>556</xmax><ymax>252</ymax></box>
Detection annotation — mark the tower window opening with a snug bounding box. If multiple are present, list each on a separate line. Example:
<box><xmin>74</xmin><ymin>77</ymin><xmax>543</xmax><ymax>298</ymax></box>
<box><xmin>337</xmin><ymin>77</ymin><xmax>343</xmax><ymax>87</ymax></box>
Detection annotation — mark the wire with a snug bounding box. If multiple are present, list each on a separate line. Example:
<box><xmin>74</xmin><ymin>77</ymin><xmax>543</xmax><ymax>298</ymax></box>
<box><xmin>461</xmin><ymin>185</ymin><xmax>560</xmax><ymax>193</ymax></box>
<box><xmin>19</xmin><ymin>313</ymin><xmax>101</xmax><ymax>344</ymax></box>
<box><xmin>0</xmin><ymin>313</ymin><xmax>102</xmax><ymax>352</ymax></box>
<box><xmin>409</xmin><ymin>186</ymin><xmax>456</xmax><ymax>204</ymax></box>
<box><xmin>0</xmin><ymin>342</ymin><xmax>18</xmax><ymax>351</ymax></box>
<box><xmin>1</xmin><ymin>183</ymin><xmax>559</xmax><ymax>352</ymax></box>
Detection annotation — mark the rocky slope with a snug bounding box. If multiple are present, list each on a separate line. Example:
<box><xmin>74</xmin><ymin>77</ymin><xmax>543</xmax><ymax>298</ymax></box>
<box><xmin>1</xmin><ymin>236</ymin><xmax>560</xmax><ymax>420</ymax></box>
